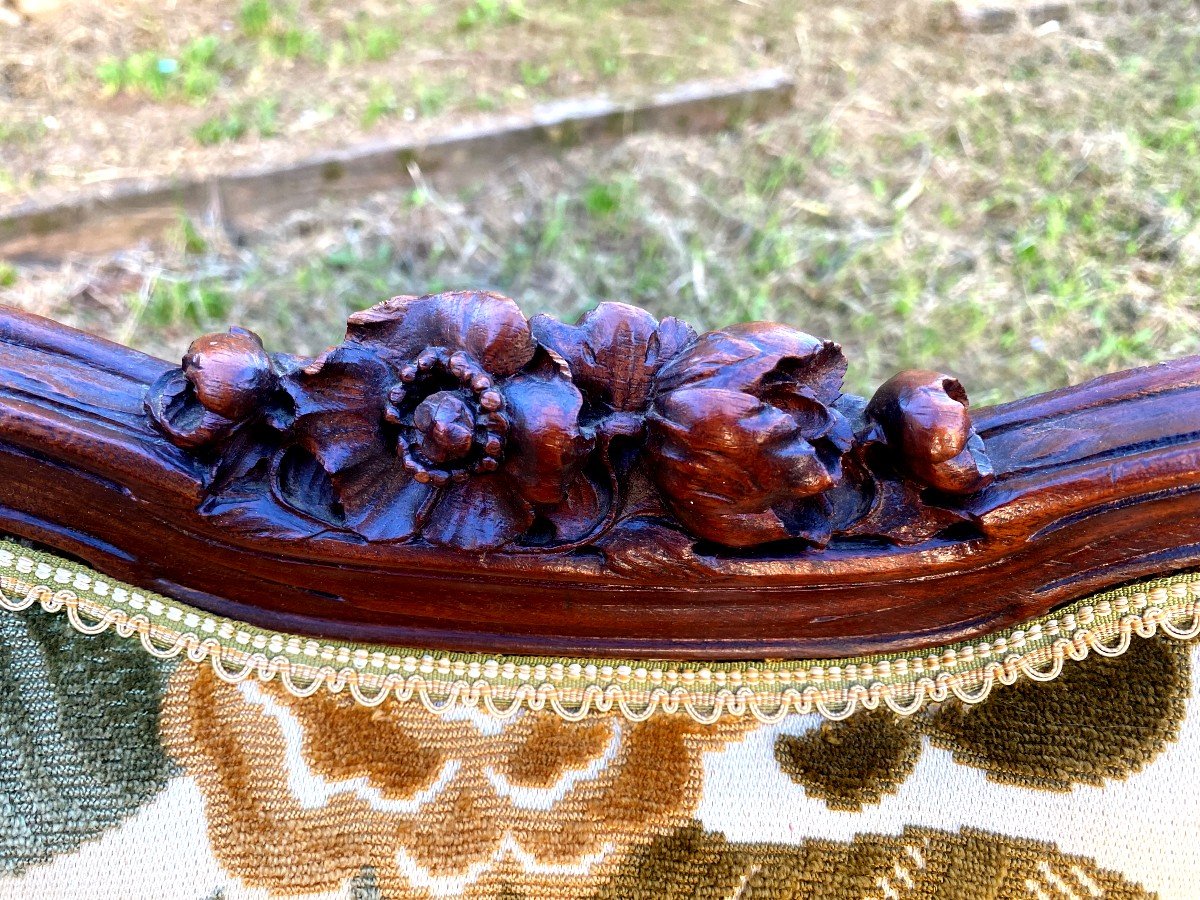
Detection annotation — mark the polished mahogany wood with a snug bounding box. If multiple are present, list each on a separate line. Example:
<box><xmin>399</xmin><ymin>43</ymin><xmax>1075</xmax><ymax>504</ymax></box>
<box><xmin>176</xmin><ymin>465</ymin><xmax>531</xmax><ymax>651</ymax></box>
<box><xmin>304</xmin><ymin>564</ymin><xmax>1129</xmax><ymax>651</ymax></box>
<box><xmin>0</xmin><ymin>298</ymin><xmax>1197</xmax><ymax>659</ymax></box>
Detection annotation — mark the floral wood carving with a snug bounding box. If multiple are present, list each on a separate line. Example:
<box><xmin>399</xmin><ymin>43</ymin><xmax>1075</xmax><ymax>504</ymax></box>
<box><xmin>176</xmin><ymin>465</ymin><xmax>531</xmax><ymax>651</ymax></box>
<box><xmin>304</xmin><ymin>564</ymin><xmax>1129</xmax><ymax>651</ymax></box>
<box><xmin>145</xmin><ymin>291</ymin><xmax>993</xmax><ymax>554</ymax></box>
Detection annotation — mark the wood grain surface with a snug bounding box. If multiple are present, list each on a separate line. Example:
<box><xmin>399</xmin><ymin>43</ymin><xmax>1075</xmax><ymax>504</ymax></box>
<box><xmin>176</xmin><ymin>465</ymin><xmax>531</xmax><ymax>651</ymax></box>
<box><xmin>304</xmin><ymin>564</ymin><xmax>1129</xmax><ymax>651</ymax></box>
<box><xmin>0</xmin><ymin>299</ymin><xmax>1196</xmax><ymax>658</ymax></box>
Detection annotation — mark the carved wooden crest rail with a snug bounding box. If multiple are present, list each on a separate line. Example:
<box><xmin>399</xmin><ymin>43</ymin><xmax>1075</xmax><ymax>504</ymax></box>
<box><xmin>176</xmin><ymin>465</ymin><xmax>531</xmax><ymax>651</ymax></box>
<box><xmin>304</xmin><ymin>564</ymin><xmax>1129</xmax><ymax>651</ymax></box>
<box><xmin>0</xmin><ymin>294</ymin><xmax>1197</xmax><ymax>657</ymax></box>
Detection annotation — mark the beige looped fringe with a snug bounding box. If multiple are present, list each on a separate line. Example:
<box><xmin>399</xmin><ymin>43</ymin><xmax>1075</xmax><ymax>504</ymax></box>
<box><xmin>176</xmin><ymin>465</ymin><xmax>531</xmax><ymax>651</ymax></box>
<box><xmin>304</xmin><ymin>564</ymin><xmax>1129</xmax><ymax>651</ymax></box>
<box><xmin>0</xmin><ymin>538</ymin><xmax>1196</xmax><ymax>722</ymax></box>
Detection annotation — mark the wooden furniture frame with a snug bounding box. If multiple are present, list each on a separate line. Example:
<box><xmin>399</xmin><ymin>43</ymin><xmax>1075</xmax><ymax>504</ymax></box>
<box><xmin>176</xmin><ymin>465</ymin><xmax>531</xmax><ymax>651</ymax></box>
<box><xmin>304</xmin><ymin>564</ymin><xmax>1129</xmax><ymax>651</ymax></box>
<box><xmin>0</xmin><ymin>294</ymin><xmax>1196</xmax><ymax>659</ymax></box>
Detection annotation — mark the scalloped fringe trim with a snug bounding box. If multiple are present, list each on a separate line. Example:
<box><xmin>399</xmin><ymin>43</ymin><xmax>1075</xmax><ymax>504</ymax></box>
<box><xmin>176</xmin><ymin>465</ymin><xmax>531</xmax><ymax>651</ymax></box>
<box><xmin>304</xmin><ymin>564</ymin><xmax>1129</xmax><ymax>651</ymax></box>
<box><xmin>0</xmin><ymin>539</ymin><xmax>1197</xmax><ymax>722</ymax></box>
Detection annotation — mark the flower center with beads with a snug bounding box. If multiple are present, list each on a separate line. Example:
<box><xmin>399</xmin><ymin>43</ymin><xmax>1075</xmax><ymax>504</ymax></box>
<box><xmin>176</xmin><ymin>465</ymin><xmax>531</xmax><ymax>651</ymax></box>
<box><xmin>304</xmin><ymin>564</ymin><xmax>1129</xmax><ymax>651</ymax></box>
<box><xmin>385</xmin><ymin>347</ymin><xmax>510</xmax><ymax>486</ymax></box>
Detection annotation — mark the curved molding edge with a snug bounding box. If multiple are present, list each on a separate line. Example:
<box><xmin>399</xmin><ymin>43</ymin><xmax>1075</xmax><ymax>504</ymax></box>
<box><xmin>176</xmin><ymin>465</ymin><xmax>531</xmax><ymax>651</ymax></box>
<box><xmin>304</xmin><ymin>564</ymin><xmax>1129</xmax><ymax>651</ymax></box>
<box><xmin>2</xmin><ymin>537</ymin><xmax>1196</xmax><ymax>723</ymax></box>
<box><xmin>4</xmin><ymin>301</ymin><xmax>1200</xmax><ymax>657</ymax></box>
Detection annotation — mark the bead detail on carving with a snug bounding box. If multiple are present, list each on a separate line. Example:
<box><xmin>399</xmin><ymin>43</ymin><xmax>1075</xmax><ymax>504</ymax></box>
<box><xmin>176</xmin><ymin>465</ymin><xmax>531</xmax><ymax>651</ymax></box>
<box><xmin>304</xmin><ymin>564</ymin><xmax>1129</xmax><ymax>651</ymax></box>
<box><xmin>383</xmin><ymin>346</ymin><xmax>512</xmax><ymax>485</ymax></box>
<box><xmin>145</xmin><ymin>291</ymin><xmax>992</xmax><ymax>554</ymax></box>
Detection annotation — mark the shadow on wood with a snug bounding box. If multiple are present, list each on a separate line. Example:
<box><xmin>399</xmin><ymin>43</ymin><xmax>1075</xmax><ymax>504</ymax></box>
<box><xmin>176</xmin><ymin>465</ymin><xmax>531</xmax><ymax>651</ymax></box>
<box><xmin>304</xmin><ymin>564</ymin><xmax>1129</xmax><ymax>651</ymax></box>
<box><xmin>0</xmin><ymin>296</ymin><xmax>1196</xmax><ymax>658</ymax></box>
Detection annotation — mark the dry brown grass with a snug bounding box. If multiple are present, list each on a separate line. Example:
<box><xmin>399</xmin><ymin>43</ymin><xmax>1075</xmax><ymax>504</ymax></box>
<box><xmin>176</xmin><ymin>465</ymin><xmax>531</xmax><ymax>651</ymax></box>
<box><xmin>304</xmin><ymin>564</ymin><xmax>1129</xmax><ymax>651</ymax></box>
<box><xmin>4</xmin><ymin>0</ymin><xmax>1200</xmax><ymax>404</ymax></box>
<box><xmin>0</xmin><ymin>0</ymin><xmax>795</xmax><ymax>205</ymax></box>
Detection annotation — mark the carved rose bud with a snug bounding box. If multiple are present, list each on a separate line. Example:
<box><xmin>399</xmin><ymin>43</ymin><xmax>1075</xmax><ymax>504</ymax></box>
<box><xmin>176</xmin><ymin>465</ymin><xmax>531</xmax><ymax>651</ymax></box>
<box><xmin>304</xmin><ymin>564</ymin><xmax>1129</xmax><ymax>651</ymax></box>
<box><xmin>146</xmin><ymin>326</ymin><xmax>278</xmax><ymax>449</ymax></box>
<box><xmin>646</xmin><ymin>323</ymin><xmax>853</xmax><ymax>548</ymax></box>
<box><xmin>182</xmin><ymin>327</ymin><xmax>275</xmax><ymax>421</ymax></box>
<box><xmin>866</xmin><ymin>370</ymin><xmax>993</xmax><ymax>494</ymax></box>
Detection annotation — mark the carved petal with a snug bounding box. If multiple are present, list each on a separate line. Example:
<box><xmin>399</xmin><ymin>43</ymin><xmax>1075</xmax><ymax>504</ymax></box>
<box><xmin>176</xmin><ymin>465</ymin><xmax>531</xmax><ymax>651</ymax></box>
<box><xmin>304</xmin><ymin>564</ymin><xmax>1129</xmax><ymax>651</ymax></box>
<box><xmin>541</xmin><ymin>475</ymin><xmax>604</xmax><ymax>543</ymax></box>
<box><xmin>422</xmin><ymin>476</ymin><xmax>535</xmax><ymax>550</ymax></box>
<box><xmin>649</xmin><ymin>316</ymin><xmax>700</xmax><ymax>372</ymax></box>
<box><xmin>281</xmin><ymin>345</ymin><xmax>393</xmax><ymax>477</ymax></box>
<box><xmin>502</xmin><ymin>355</ymin><xmax>595</xmax><ymax>507</ymax></box>
<box><xmin>532</xmin><ymin>302</ymin><xmax>696</xmax><ymax>412</ymax></box>
<box><xmin>655</xmin><ymin>322</ymin><xmax>847</xmax><ymax>405</ymax></box>
<box><xmin>336</xmin><ymin>459</ymin><xmax>437</xmax><ymax>542</ymax></box>
<box><xmin>145</xmin><ymin>369</ymin><xmax>235</xmax><ymax>449</ymax></box>
<box><xmin>347</xmin><ymin>291</ymin><xmax>535</xmax><ymax>377</ymax></box>
<box><xmin>647</xmin><ymin>387</ymin><xmax>842</xmax><ymax>547</ymax></box>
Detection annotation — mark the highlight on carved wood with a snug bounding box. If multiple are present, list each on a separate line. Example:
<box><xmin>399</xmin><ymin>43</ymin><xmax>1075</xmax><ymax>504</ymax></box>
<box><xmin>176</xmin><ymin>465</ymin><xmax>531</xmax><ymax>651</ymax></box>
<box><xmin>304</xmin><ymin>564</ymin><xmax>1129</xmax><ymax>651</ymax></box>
<box><xmin>145</xmin><ymin>291</ymin><xmax>994</xmax><ymax>554</ymax></box>
<box><xmin>2</xmin><ymin>293</ymin><xmax>1197</xmax><ymax>658</ymax></box>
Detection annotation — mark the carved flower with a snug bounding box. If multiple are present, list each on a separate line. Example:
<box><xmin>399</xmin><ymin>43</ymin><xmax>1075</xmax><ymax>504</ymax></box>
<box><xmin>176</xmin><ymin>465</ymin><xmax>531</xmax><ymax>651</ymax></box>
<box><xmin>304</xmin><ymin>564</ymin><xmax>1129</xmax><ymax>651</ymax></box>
<box><xmin>276</xmin><ymin>291</ymin><xmax>600</xmax><ymax>550</ymax></box>
<box><xmin>182</xmin><ymin>328</ymin><xmax>276</xmax><ymax>420</ymax></box>
<box><xmin>828</xmin><ymin>370</ymin><xmax>994</xmax><ymax>545</ymax></box>
<box><xmin>162</xmin><ymin>662</ymin><xmax>753</xmax><ymax>899</ymax></box>
<box><xmin>524</xmin><ymin>302</ymin><xmax>698</xmax><ymax>541</ymax></box>
<box><xmin>646</xmin><ymin>324</ymin><xmax>853</xmax><ymax>548</ymax></box>
<box><xmin>148</xmin><ymin>296</ymin><xmax>995</xmax><ymax>554</ymax></box>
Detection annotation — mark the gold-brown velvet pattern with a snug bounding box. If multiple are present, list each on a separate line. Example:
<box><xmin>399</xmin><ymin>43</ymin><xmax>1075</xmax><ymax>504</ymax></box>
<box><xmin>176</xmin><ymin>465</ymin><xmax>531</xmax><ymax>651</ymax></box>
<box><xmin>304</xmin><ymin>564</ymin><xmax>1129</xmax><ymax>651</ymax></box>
<box><xmin>592</xmin><ymin>824</ymin><xmax>1153</xmax><ymax>899</ymax></box>
<box><xmin>775</xmin><ymin>635</ymin><xmax>1193</xmax><ymax>806</ymax></box>
<box><xmin>161</xmin><ymin>662</ymin><xmax>756</xmax><ymax>899</ymax></box>
<box><xmin>774</xmin><ymin>709</ymin><xmax>923</xmax><ymax>810</ymax></box>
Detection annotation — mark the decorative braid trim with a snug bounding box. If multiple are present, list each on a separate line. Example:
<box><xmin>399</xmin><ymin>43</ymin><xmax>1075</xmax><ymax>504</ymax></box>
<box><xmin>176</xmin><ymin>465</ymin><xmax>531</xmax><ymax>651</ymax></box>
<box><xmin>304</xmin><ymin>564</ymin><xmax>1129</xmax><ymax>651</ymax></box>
<box><xmin>0</xmin><ymin>538</ymin><xmax>1197</xmax><ymax>722</ymax></box>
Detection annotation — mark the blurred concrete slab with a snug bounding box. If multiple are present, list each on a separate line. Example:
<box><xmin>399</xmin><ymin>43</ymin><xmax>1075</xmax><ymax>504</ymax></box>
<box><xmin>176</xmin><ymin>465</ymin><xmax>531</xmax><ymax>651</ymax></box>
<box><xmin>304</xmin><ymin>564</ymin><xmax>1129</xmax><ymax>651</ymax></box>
<box><xmin>955</xmin><ymin>0</ymin><xmax>1072</xmax><ymax>32</ymax></box>
<box><xmin>1</xmin><ymin>70</ymin><xmax>796</xmax><ymax>260</ymax></box>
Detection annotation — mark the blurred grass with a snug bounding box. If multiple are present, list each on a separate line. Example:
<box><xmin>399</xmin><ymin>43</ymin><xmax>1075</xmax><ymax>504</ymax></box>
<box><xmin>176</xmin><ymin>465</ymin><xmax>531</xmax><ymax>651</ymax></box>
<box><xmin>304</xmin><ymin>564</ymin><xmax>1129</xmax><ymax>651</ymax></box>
<box><xmin>96</xmin><ymin>35</ymin><xmax>231</xmax><ymax>102</ymax></box>
<box><xmin>4</xmin><ymin>0</ymin><xmax>1200</xmax><ymax>405</ymax></box>
<box><xmin>0</xmin><ymin>0</ymin><xmax>795</xmax><ymax>198</ymax></box>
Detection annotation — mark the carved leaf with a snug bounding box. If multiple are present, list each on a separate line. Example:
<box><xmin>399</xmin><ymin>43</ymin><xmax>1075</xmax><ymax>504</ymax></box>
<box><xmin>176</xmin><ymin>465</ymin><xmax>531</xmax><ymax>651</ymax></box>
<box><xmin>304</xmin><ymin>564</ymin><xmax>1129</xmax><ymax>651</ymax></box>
<box><xmin>208</xmin><ymin>427</ymin><xmax>276</xmax><ymax>495</ymax></box>
<box><xmin>272</xmin><ymin>445</ymin><xmax>341</xmax><ymax>523</ymax></box>
<box><xmin>646</xmin><ymin>315</ymin><xmax>698</xmax><ymax>373</ymax></box>
<box><xmin>201</xmin><ymin>463</ymin><xmax>341</xmax><ymax>542</ymax></box>
<box><xmin>532</xmin><ymin>302</ymin><xmax>696</xmax><ymax>412</ymax></box>
<box><xmin>839</xmin><ymin>470</ymin><xmax>970</xmax><ymax>544</ymax></box>
<box><xmin>336</xmin><ymin>460</ymin><xmax>437</xmax><ymax>542</ymax></box>
<box><xmin>145</xmin><ymin>369</ymin><xmax>235</xmax><ymax>449</ymax></box>
<box><xmin>655</xmin><ymin>321</ymin><xmax>847</xmax><ymax>405</ymax></box>
<box><xmin>281</xmin><ymin>345</ymin><xmax>395</xmax><ymax>477</ymax></box>
<box><xmin>541</xmin><ymin>475</ymin><xmax>605</xmax><ymax>543</ymax></box>
<box><xmin>597</xmin><ymin>518</ymin><xmax>719</xmax><ymax>579</ymax></box>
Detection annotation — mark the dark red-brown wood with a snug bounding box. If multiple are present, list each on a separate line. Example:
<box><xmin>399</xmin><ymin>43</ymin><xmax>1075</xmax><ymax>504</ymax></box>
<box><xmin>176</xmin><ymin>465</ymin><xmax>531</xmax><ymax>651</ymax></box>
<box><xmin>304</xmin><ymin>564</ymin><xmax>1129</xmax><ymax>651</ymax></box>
<box><xmin>0</xmin><ymin>298</ymin><xmax>1197</xmax><ymax>659</ymax></box>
